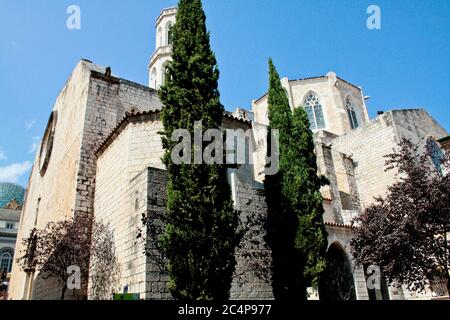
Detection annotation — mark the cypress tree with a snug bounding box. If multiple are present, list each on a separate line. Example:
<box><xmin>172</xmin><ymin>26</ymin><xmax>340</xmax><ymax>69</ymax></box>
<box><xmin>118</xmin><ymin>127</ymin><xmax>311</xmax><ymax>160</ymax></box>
<box><xmin>290</xmin><ymin>106</ymin><xmax>328</xmax><ymax>290</ymax></box>
<box><xmin>264</xmin><ymin>58</ymin><xmax>300</xmax><ymax>300</ymax></box>
<box><xmin>159</xmin><ymin>0</ymin><xmax>240</xmax><ymax>300</ymax></box>
<box><xmin>264</xmin><ymin>59</ymin><xmax>328</xmax><ymax>300</ymax></box>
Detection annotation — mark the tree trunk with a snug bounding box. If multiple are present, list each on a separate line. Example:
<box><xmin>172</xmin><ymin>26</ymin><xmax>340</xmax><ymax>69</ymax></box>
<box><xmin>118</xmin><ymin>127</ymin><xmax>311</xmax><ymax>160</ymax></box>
<box><xmin>61</xmin><ymin>285</ymin><xmax>67</xmax><ymax>300</ymax></box>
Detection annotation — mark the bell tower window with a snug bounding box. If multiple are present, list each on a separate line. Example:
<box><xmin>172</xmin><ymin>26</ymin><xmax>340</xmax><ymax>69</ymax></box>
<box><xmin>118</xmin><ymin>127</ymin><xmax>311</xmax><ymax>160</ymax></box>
<box><xmin>166</xmin><ymin>22</ymin><xmax>173</xmax><ymax>45</ymax></box>
<box><xmin>151</xmin><ymin>68</ymin><xmax>157</xmax><ymax>89</ymax></box>
<box><xmin>157</xmin><ymin>27</ymin><xmax>163</xmax><ymax>48</ymax></box>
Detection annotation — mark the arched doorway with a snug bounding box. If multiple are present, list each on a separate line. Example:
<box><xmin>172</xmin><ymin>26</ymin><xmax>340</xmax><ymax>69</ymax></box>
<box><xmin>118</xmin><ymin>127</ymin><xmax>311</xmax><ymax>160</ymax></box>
<box><xmin>319</xmin><ymin>242</ymin><xmax>357</xmax><ymax>300</ymax></box>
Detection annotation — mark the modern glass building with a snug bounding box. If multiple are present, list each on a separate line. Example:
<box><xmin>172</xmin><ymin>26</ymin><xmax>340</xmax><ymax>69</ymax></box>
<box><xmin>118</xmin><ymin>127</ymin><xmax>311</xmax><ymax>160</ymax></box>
<box><xmin>0</xmin><ymin>183</ymin><xmax>25</xmax><ymax>209</ymax></box>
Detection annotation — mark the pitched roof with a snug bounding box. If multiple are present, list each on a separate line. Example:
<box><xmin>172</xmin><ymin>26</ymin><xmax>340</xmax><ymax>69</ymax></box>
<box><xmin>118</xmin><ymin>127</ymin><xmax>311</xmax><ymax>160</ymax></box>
<box><xmin>95</xmin><ymin>109</ymin><xmax>252</xmax><ymax>157</ymax></box>
<box><xmin>95</xmin><ymin>110</ymin><xmax>161</xmax><ymax>157</ymax></box>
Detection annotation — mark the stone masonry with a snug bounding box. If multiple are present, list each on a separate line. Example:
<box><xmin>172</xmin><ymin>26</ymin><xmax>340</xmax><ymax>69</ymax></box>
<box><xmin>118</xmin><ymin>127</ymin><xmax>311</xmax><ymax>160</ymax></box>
<box><xmin>9</xmin><ymin>60</ymin><xmax>162</xmax><ymax>300</ymax></box>
<box><xmin>9</xmin><ymin>7</ymin><xmax>449</xmax><ymax>301</ymax></box>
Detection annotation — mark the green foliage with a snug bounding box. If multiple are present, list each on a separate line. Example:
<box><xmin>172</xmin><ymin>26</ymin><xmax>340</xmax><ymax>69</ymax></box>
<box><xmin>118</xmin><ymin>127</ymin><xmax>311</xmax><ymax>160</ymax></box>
<box><xmin>290</xmin><ymin>107</ymin><xmax>328</xmax><ymax>286</ymax></box>
<box><xmin>158</xmin><ymin>0</ymin><xmax>240</xmax><ymax>300</ymax></box>
<box><xmin>264</xmin><ymin>59</ymin><xmax>328</xmax><ymax>300</ymax></box>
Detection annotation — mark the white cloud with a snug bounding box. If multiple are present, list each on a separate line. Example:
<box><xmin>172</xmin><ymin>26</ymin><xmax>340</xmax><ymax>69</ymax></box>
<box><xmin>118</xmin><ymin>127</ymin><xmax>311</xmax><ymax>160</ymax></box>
<box><xmin>0</xmin><ymin>161</ymin><xmax>32</xmax><ymax>183</ymax></box>
<box><xmin>25</xmin><ymin>119</ymin><xmax>36</xmax><ymax>132</ymax></box>
<box><xmin>29</xmin><ymin>136</ymin><xmax>41</xmax><ymax>154</ymax></box>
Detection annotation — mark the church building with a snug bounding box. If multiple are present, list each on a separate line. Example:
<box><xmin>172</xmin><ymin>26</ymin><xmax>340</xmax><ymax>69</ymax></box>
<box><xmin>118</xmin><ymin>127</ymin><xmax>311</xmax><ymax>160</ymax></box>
<box><xmin>8</xmin><ymin>7</ymin><xmax>449</xmax><ymax>300</ymax></box>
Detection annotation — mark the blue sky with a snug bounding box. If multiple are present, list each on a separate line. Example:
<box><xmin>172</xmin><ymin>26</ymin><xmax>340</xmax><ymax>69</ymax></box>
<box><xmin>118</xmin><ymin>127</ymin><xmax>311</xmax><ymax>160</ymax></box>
<box><xmin>0</xmin><ymin>0</ymin><xmax>449</xmax><ymax>187</ymax></box>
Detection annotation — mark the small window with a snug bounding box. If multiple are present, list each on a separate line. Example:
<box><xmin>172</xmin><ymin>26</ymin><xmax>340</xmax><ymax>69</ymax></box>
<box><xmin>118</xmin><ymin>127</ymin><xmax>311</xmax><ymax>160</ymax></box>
<box><xmin>135</xmin><ymin>191</ymin><xmax>140</xmax><ymax>211</ymax></box>
<box><xmin>166</xmin><ymin>22</ymin><xmax>173</xmax><ymax>46</ymax></box>
<box><xmin>6</xmin><ymin>223</ymin><xmax>14</xmax><ymax>229</ymax></box>
<box><xmin>0</xmin><ymin>249</ymin><xmax>13</xmax><ymax>273</ymax></box>
<box><xmin>35</xmin><ymin>197</ymin><xmax>41</xmax><ymax>226</ymax></box>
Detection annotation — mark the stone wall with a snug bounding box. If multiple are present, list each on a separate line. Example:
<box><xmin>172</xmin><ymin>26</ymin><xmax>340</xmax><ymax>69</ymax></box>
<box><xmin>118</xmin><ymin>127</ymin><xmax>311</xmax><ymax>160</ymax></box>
<box><xmin>391</xmin><ymin>109</ymin><xmax>448</xmax><ymax>143</ymax></box>
<box><xmin>95</xmin><ymin>164</ymin><xmax>274</xmax><ymax>300</ymax></box>
<box><xmin>76</xmin><ymin>68</ymin><xmax>163</xmax><ymax>222</ymax></box>
<box><xmin>141</xmin><ymin>167</ymin><xmax>274</xmax><ymax>300</ymax></box>
<box><xmin>331</xmin><ymin>112</ymin><xmax>400</xmax><ymax>210</ymax></box>
<box><xmin>251</xmin><ymin>72</ymin><xmax>369</xmax><ymax>137</ymax></box>
<box><xmin>9</xmin><ymin>60</ymin><xmax>162</xmax><ymax>300</ymax></box>
<box><xmin>9</xmin><ymin>61</ymin><xmax>92</xmax><ymax>300</ymax></box>
<box><xmin>11</xmin><ymin>54</ymin><xmax>446</xmax><ymax>301</ymax></box>
<box><xmin>93</xmin><ymin>113</ymin><xmax>164</xmax><ymax>299</ymax></box>
<box><xmin>331</xmin><ymin>109</ymin><xmax>448</xmax><ymax>210</ymax></box>
<box><xmin>315</xmin><ymin>142</ymin><xmax>344</xmax><ymax>224</ymax></box>
<box><xmin>93</xmin><ymin>106</ymin><xmax>272</xmax><ymax>300</ymax></box>
<box><xmin>325</xmin><ymin>225</ymin><xmax>369</xmax><ymax>300</ymax></box>
<box><xmin>229</xmin><ymin>173</ymin><xmax>273</xmax><ymax>300</ymax></box>
<box><xmin>144</xmin><ymin>168</ymin><xmax>171</xmax><ymax>299</ymax></box>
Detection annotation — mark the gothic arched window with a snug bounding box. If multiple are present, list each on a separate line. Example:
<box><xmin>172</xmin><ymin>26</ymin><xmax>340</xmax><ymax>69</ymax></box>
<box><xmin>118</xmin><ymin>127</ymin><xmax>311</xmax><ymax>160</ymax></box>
<box><xmin>161</xmin><ymin>63</ymin><xmax>169</xmax><ymax>86</ymax></box>
<box><xmin>304</xmin><ymin>93</ymin><xmax>325</xmax><ymax>130</ymax></box>
<box><xmin>157</xmin><ymin>27</ymin><xmax>163</xmax><ymax>48</ymax></box>
<box><xmin>319</xmin><ymin>242</ymin><xmax>357</xmax><ymax>300</ymax></box>
<box><xmin>346</xmin><ymin>97</ymin><xmax>359</xmax><ymax>129</ymax></box>
<box><xmin>427</xmin><ymin>138</ymin><xmax>445</xmax><ymax>175</ymax></box>
<box><xmin>166</xmin><ymin>22</ymin><xmax>173</xmax><ymax>46</ymax></box>
<box><xmin>151</xmin><ymin>68</ymin><xmax>157</xmax><ymax>89</ymax></box>
<box><xmin>0</xmin><ymin>248</ymin><xmax>14</xmax><ymax>273</ymax></box>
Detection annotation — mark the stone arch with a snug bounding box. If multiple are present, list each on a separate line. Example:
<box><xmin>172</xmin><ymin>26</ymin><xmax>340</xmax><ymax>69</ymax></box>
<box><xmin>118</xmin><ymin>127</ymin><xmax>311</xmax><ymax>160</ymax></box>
<box><xmin>325</xmin><ymin>240</ymin><xmax>353</xmax><ymax>259</ymax></box>
<box><xmin>319</xmin><ymin>241</ymin><xmax>357</xmax><ymax>300</ymax></box>
<box><xmin>301</xmin><ymin>91</ymin><xmax>326</xmax><ymax>130</ymax></box>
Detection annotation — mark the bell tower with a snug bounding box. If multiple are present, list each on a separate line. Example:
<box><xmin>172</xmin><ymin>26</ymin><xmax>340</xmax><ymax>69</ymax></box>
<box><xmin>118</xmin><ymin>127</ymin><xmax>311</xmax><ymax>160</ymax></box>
<box><xmin>148</xmin><ymin>7</ymin><xmax>177</xmax><ymax>89</ymax></box>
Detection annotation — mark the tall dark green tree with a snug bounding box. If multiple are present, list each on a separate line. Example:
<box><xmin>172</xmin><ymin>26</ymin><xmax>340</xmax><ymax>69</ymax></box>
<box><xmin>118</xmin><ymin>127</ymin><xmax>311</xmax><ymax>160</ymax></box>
<box><xmin>264</xmin><ymin>59</ymin><xmax>328</xmax><ymax>300</ymax></box>
<box><xmin>290</xmin><ymin>106</ymin><xmax>328</xmax><ymax>288</ymax></box>
<box><xmin>264</xmin><ymin>59</ymin><xmax>299</xmax><ymax>300</ymax></box>
<box><xmin>158</xmin><ymin>0</ymin><xmax>240</xmax><ymax>300</ymax></box>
